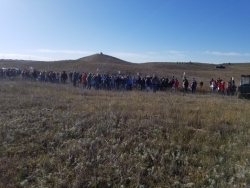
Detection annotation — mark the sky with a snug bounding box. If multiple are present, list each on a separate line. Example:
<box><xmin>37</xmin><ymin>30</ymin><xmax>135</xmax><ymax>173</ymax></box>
<box><xmin>1</xmin><ymin>0</ymin><xmax>250</xmax><ymax>63</ymax></box>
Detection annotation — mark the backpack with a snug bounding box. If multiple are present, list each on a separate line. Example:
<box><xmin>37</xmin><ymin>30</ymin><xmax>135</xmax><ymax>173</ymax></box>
<box><xmin>193</xmin><ymin>81</ymin><xmax>197</xmax><ymax>87</ymax></box>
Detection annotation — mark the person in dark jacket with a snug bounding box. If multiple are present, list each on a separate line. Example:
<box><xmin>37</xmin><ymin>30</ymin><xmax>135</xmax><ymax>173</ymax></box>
<box><xmin>69</xmin><ymin>71</ymin><xmax>73</xmax><ymax>82</ymax></box>
<box><xmin>191</xmin><ymin>78</ymin><xmax>197</xmax><ymax>93</ymax></box>
<box><xmin>126</xmin><ymin>76</ymin><xmax>132</xmax><ymax>91</ymax></box>
<box><xmin>87</xmin><ymin>73</ymin><xmax>92</xmax><ymax>89</ymax></box>
<box><xmin>151</xmin><ymin>74</ymin><xmax>159</xmax><ymax>93</ymax></box>
<box><xmin>61</xmin><ymin>71</ymin><xmax>68</xmax><ymax>83</ymax></box>
<box><xmin>72</xmin><ymin>71</ymin><xmax>78</xmax><ymax>87</ymax></box>
<box><xmin>183</xmin><ymin>77</ymin><xmax>189</xmax><ymax>94</ymax></box>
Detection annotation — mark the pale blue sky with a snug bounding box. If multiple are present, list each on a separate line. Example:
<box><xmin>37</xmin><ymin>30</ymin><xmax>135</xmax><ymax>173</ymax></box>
<box><xmin>1</xmin><ymin>0</ymin><xmax>250</xmax><ymax>63</ymax></box>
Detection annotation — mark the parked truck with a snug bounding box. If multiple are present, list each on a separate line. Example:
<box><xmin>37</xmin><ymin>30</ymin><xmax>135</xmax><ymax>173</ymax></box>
<box><xmin>237</xmin><ymin>75</ymin><xmax>250</xmax><ymax>98</ymax></box>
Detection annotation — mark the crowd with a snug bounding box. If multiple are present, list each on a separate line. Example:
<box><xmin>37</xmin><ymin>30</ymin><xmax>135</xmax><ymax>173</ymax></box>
<box><xmin>0</xmin><ymin>68</ymin><xmax>237</xmax><ymax>95</ymax></box>
<box><xmin>18</xmin><ymin>69</ymin><xmax>198</xmax><ymax>93</ymax></box>
<box><xmin>210</xmin><ymin>77</ymin><xmax>236</xmax><ymax>96</ymax></box>
<box><xmin>0</xmin><ymin>68</ymin><xmax>21</xmax><ymax>80</ymax></box>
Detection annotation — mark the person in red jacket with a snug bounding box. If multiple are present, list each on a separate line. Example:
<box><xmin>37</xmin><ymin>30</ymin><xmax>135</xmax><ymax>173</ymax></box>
<box><xmin>82</xmin><ymin>73</ymin><xmax>87</xmax><ymax>89</ymax></box>
<box><xmin>173</xmin><ymin>78</ymin><xmax>179</xmax><ymax>92</ymax></box>
<box><xmin>220</xmin><ymin>81</ymin><xmax>225</xmax><ymax>94</ymax></box>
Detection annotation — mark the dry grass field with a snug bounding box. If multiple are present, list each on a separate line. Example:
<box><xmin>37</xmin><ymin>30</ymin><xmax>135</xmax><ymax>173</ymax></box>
<box><xmin>1</xmin><ymin>55</ymin><xmax>250</xmax><ymax>187</ymax></box>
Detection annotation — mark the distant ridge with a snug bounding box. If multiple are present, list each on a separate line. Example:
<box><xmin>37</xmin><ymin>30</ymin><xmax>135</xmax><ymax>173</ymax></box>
<box><xmin>77</xmin><ymin>53</ymin><xmax>132</xmax><ymax>64</ymax></box>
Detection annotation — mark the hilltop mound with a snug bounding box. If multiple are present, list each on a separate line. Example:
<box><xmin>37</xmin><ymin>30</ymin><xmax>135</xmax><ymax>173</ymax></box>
<box><xmin>78</xmin><ymin>53</ymin><xmax>132</xmax><ymax>64</ymax></box>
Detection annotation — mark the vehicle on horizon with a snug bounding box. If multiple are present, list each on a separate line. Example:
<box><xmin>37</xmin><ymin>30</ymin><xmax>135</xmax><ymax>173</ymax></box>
<box><xmin>237</xmin><ymin>75</ymin><xmax>250</xmax><ymax>98</ymax></box>
<box><xmin>215</xmin><ymin>65</ymin><xmax>225</xmax><ymax>69</ymax></box>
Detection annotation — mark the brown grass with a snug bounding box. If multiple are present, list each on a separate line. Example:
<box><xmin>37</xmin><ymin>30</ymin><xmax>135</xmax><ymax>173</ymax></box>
<box><xmin>0</xmin><ymin>79</ymin><xmax>250</xmax><ymax>187</ymax></box>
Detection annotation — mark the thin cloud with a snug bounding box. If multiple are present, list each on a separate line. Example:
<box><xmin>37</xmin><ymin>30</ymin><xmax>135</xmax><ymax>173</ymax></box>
<box><xmin>203</xmin><ymin>51</ymin><xmax>241</xmax><ymax>56</ymax></box>
<box><xmin>110</xmin><ymin>52</ymin><xmax>149</xmax><ymax>58</ymax></box>
<box><xmin>167</xmin><ymin>50</ymin><xmax>187</xmax><ymax>58</ymax></box>
<box><xmin>146</xmin><ymin>51</ymin><xmax>158</xmax><ymax>55</ymax></box>
<box><xmin>32</xmin><ymin>49</ymin><xmax>94</xmax><ymax>55</ymax></box>
<box><xmin>0</xmin><ymin>53</ymin><xmax>52</xmax><ymax>60</ymax></box>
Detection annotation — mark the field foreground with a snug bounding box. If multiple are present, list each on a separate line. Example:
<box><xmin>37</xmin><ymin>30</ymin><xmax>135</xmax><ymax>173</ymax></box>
<box><xmin>1</xmin><ymin>81</ymin><xmax>250</xmax><ymax>187</ymax></box>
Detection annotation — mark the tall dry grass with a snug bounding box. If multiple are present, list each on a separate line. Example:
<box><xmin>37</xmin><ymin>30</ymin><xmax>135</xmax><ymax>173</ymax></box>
<box><xmin>0</xmin><ymin>80</ymin><xmax>250</xmax><ymax>187</ymax></box>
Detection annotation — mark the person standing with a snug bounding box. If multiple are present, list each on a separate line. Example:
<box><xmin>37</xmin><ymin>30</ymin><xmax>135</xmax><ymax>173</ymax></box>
<box><xmin>183</xmin><ymin>77</ymin><xmax>189</xmax><ymax>94</ymax></box>
<box><xmin>72</xmin><ymin>71</ymin><xmax>78</xmax><ymax>87</ymax></box>
<box><xmin>69</xmin><ymin>71</ymin><xmax>73</xmax><ymax>82</ymax></box>
<box><xmin>61</xmin><ymin>71</ymin><xmax>68</xmax><ymax>83</ymax></box>
<box><xmin>145</xmin><ymin>76</ymin><xmax>151</xmax><ymax>92</ymax></box>
<box><xmin>151</xmin><ymin>74</ymin><xmax>159</xmax><ymax>93</ymax></box>
<box><xmin>173</xmin><ymin>78</ymin><xmax>179</xmax><ymax>92</ymax></box>
<box><xmin>87</xmin><ymin>73</ymin><xmax>92</xmax><ymax>89</ymax></box>
<box><xmin>191</xmin><ymin>78</ymin><xmax>197</xmax><ymax>93</ymax></box>
<box><xmin>81</xmin><ymin>73</ymin><xmax>87</xmax><ymax>88</ymax></box>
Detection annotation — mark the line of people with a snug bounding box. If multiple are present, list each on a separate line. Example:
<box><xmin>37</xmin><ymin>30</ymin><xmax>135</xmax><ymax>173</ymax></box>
<box><xmin>81</xmin><ymin>73</ymin><xmax>201</xmax><ymax>94</ymax></box>
<box><xmin>16</xmin><ymin>69</ymin><xmax>198</xmax><ymax>93</ymax></box>
<box><xmin>2</xmin><ymin>68</ymin><xmax>237</xmax><ymax>95</ymax></box>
